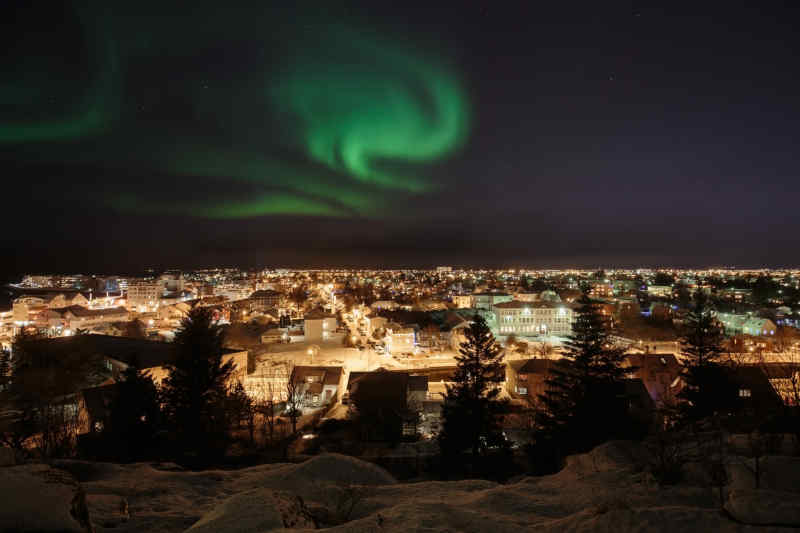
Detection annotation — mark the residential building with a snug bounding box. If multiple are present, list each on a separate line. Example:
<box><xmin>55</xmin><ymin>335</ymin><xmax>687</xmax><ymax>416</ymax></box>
<box><xmin>624</xmin><ymin>353</ymin><xmax>682</xmax><ymax>406</ymax></box>
<box><xmin>718</xmin><ymin>288</ymin><xmax>753</xmax><ymax>303</ymax></box>
<box><xmin>728</xmin><ymin>366</ymin><xmax>786</xmax><ymax>418</ymax></box>
<box><xmin>303</xmin><ymin>309</ymin><xmax>337</xmax><ymax>342</ymax></box>
<box><xmin>244</xmin><ymin>361</ymin><xmax>291</xmax><ymax>401</ymax></box>
<box><xmin>759</xmin><ymin>363</ymin><xmax>800</xmax><ymax>405</ymax></box>
<box><xmin>473</xmin><ymin>291</ymin><xmax>513</xmax><ymax>311</ymax></box>
<box><xmin>647</xmin><ymin>285</ymin><xmax>673</xmax><ymax>298</ymax></box>
<box><xmin>452</xmin><ymin>294</ymin><xmax>473</xmax><ymax>308</ymax></box>
<box><xmin>365</xmin><ymin>315</ymin><xmax>388</xmax><ymax>336</ymax></box>
<box><xmin>346</xmin><ymin>369</ymin><xmax>428</xmax><ymax>438</ymax></box>
<box><xmin>386</xmin><ymin>323</ymin><xmax>416</xmax><ymax>354</ymax></box>
<box><xmin>51</xmin><ymin>334</ymin><xmax>250</xmax><ymax>434</ymax></box>
<box><xmin>506</xmin><ymin>358</ymin><xmax>555</xmax><ymax>399</ymax></box>
<box><xmin>716</xmin><ymin>313</ymin><xmax>777</xmax><ymax>336</ymax></box>
<box><xmin>289</xmin><ymin>366</ymin><xmax>345</xmax><ymax>409</ymax></box>
<box><xmin>371</xmin><ymin>300</ymin><xmax>399</xmax><ymax>311</ymax></box>
<box><xmin>589</xmin><ymin>282</ymin><xmax>613</xmax><ymax>299</ymax></box>
<box><xmin>46</xmin><ymin>306</ymin><xmax>129</xmax><ymax>331</ymax></box>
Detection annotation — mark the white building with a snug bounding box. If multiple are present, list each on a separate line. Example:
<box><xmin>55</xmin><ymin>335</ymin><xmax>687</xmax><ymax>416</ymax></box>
<box><xmin>494</xmin><ymin>301</ymin><xmax>574</xmax><ymax>337</ymax></box>
<box><xmin>387</xmin><ymin>323</ymin><xmax>416</xmax><ymax>354</ymax></box>
<box><xmin>303</xmin><ymin>310</ymin><xmax>337</xmax><ymax>342</ymax></box>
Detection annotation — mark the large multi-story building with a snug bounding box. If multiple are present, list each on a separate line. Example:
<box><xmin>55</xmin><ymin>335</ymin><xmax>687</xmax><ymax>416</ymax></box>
<box><xmin>249</xmin><ymin>289</ymin><xmax>282</xmax><ymax>311</ymax></box>
<box><xmin>126</xmin><ymin>280</ymin><xmax>162</xmax><ymax>312</ymax></box>
<box><xmin>493</xmin><ymin>300</ymin><xmax>574</xmax><ymax>337</ymax></box>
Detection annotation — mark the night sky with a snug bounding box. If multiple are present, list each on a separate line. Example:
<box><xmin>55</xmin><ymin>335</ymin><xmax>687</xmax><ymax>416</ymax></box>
<box><xmin>2</xmin><ymin>2</ymin><xmax>799</xmax><ymax>276</ymax></box>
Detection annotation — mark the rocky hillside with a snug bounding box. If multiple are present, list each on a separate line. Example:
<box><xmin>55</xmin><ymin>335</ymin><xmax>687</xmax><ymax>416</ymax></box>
<box><xmin>2</xmin><ymin>442</ymin><xmax>799</xmax><ymax>532</ymax></box>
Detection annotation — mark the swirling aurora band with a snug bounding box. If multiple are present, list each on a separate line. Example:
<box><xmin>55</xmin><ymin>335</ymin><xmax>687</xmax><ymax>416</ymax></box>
<box><xmin>0</xmin><ymin>12</ymin><xmax>470</xmax><ymax>219</ymax></box>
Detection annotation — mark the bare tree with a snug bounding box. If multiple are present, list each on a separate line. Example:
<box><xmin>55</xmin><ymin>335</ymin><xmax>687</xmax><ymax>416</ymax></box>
<box><xmin>285</xmin><ymin>377</ymin><xmax>305</xmax><ymax>435</ymax></box>
<box><xmin>249</xmin><ymin>363</ymin><xmax>289</xmax><ymax>446</ymax></box>
<box><xmin>534</xmin><ymin>342</ymin><xmax>554</xmax><ymax>358</ymax></box>
<box><xmin>2</xmin><ymin>331</ymin><xmax>102</xmax><ymax>458</ymax></box>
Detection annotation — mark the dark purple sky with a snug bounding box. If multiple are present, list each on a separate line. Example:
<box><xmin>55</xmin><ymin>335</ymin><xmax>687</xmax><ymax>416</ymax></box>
<box><xmin>2</xmin><ymin>2</ymin><xmax>799</xmax><ymax>276</ymax></box>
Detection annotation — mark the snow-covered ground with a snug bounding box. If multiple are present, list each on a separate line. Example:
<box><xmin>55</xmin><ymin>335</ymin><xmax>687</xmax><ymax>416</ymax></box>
<box><xmin>3</xmin><ymin>442</ymin><xmax>800</xmax><ymax>532</ymax></box>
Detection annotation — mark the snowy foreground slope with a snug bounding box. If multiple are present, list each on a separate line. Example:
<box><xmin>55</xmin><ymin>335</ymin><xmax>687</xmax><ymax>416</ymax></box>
<box><xmin>2</xmin><ymin>442</ymin><xmax>800</xmax><ymax>532</ymax></box>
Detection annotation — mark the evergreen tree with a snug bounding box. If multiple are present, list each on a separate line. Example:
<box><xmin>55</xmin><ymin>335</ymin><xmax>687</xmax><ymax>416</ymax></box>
<box><xmin>535</xmin><ymin>292</ymin><xmax>632</xmax><ymax>460</ymax></box>
<box><xmin>225</xmin><ymin>381</ymin><xmax>255</xmax><ymax>440</ymax></box>
<box><xmin>438</xmin><ymin>315</ymin><xmax>507</xmax><ymax>461</ymax></box>
<box><xmin>162</xmin><ymin>307</ymin><xmax>234</xmax><ymax>461</ymax></box>
<box><xmin>678</xmin><ymin>290</ymin><xmax>732</xmax><ymax>423</ymax></box>
<box><xmin>0</xmin><ymin>349</ymin><xmax>11</xmax><ymax>390</ymax></box>
<box><xmin>105</xmin><ymin>359</ymin><xmax>161</xmax><ymax>461</ymax></box>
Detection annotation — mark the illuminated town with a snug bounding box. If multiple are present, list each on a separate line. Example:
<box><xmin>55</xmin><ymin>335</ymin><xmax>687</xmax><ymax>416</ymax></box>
<box><xmin>4</xmin><ymin>1</ymin><xmax>800</xmax><ymax>530</ymax></box>
<box><xmin>4</xmin><ymin>266</ymin><xmax>800</xmax><ymax>433</ymax></box>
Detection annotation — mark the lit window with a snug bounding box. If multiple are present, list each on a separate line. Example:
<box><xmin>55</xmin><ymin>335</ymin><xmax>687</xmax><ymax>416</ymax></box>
<box><xmin>739</xmin><ymin>388</ymin><xmax>751</xmax><ymax>398</ymax></box>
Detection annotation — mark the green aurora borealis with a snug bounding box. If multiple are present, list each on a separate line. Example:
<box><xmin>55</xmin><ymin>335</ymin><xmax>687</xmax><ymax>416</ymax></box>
<box><xmin>1</xmin><ymin>6</ymin><xmax>470</xmax><ymax>219</ymax></box>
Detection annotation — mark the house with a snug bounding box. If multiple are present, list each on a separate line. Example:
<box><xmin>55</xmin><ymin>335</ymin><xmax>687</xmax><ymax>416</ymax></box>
<box><xmin>386</xmin><ymin>323</ymin><xmax>416</xmax><ymax>354</ymax></box>
<box><xmin>729</xmin><ymin>365</ymin><xmax>787</xmax><ymax>417</ymax></box>
<box><xmin>759</xmin><ymin>363</ymin><xmax>800</xmax><ymax>405</ymax></box>
<box><xmin>364</xmin><ymin>315</ymin><xmax>388</xmax><ymax>336</ymax></box>
<box><xmin>289</xmin><ymin>366</ymin><xmax>345</xmax><ymax>409</ymax></box>
<box><xmin>157</xmin><ymin>301</ymin><xmax>192</xmax><ymax>321</ymax></box>
<box><xmin>244</xmin><ymin>361</ymin><xmax>292</xmax><ymax>401</ymax></box>
<box><xmin>439</xmin><ymin>312</ymin><xmax>471</xmax><ymax>350</ymax></box>
<box><xmin>78</xmin><ymin>383</ymin><xmax>118</xmax><ymax>434</ymax></box>
<box><xmin>347</xmin><ymin>369</ymin><xmax>427</xmax><ymax>439</ymax></box>
<box><xmin>371</xmin><ymin>300</ymin><xmax>399</xmax><ymax>311</ymax></box>
<box><xmin>43</xmin><ymin>292</ymin><xmax>90</xmax><ymax>309</ymax></box>
<box><xmin>589</xmin><ymin>282</ymin><xmax>614</xmax><ymax>299</ymax></box>
<box><xmin>505</xmin><ymin>358</ymin><xmax>555</xmax><ymax>400</ymax></box>
<box><xmin>647</xmin><ymin>285</ymin><xmax>672</xmax><ymax>298</ymax></box>
<box><xmin>473</xmin><ymin>291</ymin><xmax>513</xmax><ymax>311</ymax></box>
<box><xmin>346</xmin><ymin>369</ymin><xmax>429</xmax><ymax>407</ymax></box>
<box><xmin>260</xmin><ymin>327</ymin><xmax>285</xmax><ymax>344</ymax></box>
<box><xmin>40</xmin><ymin>334</ymin><xmax>248</xmax><ymax>388</ymax></box>
<box><xmin>716</xmin><ymin>313</ymin><xmax>777</xmax><ymax>337</ymax></box>
<box><xmin>452</xmin><ymin>295</ymin><xmax>473</xmax><ymax>308</ymax></box>
<box><xmin>27</xmin><ymin>335</ymin><xmax>246</xmax><ymax>437</ymax></box>
<box><xmin>52</xmin><ymin>306</ymin><xmax>130</xmax><ymax>331</ymax></box>
<box><xmin>624</xmin><ymin>353</ymin><xmax>683</xmax><ymax>406</ymax></box>
<box><xmin>623</xmin><ymin>378</ymin><xmax>656</xmax><ymax>424</ymax></box>
<box><xmin>718</xmin><ymin>288</ymin><xmax>753</xmax><ymax>303</ymax></box>
<box><xmin>303</xmin><ymin>309</ymin><xmax>337</xmax><ymax>342</ymax></box>
<box><xmin>649</xmin><ymin>302</ymin><xmax>673</xmax><ymax>321</ymax></box>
